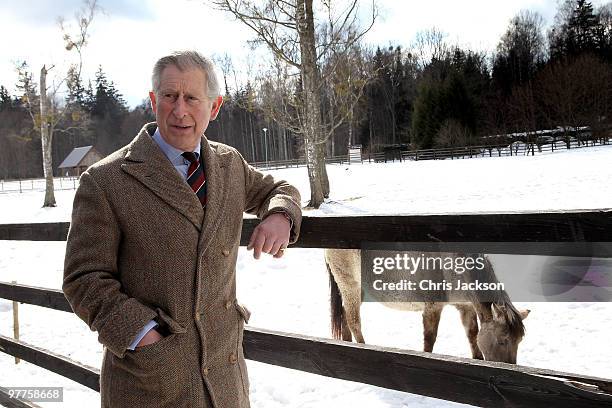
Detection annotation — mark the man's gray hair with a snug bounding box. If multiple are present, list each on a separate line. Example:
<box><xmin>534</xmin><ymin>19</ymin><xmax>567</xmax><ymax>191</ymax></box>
<box><xmin>152</xmin><ymin>51</ymin><xmax>221</xmax><ymax>99</ymax></box>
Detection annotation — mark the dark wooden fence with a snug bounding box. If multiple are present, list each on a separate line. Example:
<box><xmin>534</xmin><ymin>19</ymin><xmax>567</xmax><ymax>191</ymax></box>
<box><xmin>247</xmin><ymin>136</ymin><xmax>611</xmax><ymax>169</ymax></box>
<box><xmin>2</xmin><ymin>137</ymin><xmax>608</xmax><ymax>193</ymax></box>
<box><xmin>1</xmin><ymin>212</ymin><xmax>612</xmax><ymax>407</ymax></box>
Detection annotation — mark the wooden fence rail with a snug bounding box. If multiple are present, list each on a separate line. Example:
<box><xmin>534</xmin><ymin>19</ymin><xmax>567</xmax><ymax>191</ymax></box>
<box><xmin>257</xmin><ymin>137</ymin><xmax>611</xmax><ymax>168</ymax></box>
<box><xmin>245</xmin><ymin>136</ymin><xmax>611</xmax><ymax>169</ymax></box>
<box><xmin>398</xmin><ymin>137</ymin><xmax>610</xmax><ymax>162</ymax></box>
<box><xmin>2</xmin><ymin>210</ymin><xmax>612</xmax><ymax>253</ymax></box>
<box><xmin>2</xmin><ymin>212</ymin><xmax>612</xmax><ymax>407</ymax></box>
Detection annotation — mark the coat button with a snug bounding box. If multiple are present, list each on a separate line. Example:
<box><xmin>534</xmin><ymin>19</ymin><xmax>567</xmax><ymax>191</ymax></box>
<box><xmin>229</xmin><ymin>352</ymin><xmax>237</xmax><ymax>364</ymax></box>
<box><xmin>202</xmin><ymin>367</ymin><xmax>209</xmax><ymax>376</ymax></box>
<box><xmin>225</xmin><ymin>300</ymin><xmax>233</xmax><ymax>310</ymax></box>
<box><xmin>222</xmin><ymin>249</ymin><xmax>230</xmax><ymax>256</ymax></box>
<box><xmin>195</xmin><ymin>314</ymin><xmax>201</xmax><ymax>321</ymax></box>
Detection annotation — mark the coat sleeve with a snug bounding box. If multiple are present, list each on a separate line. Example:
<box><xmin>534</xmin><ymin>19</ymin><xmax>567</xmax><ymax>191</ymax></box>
<box><xmin>63</xmin><ymin>171</ymin><xmax>157</xmax><ymax>358</ymax></box>
<box><xmin>240</xmin><ymin>154</ymin><xmax>302</xmax><ymax>244</ymax></box>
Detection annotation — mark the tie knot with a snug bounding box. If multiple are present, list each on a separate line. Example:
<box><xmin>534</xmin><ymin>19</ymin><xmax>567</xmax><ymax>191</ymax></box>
<box><xmin>182</xmin><ymin>152</ymin><xmax>199</xmax><ymax>164</ymax></box>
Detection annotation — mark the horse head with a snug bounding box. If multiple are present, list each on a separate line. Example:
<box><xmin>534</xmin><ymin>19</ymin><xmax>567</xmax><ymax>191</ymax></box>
<box><xmin>476</xmin><ymin>303</ymin><xmax>530</xmax><ymax>363</ymax></box>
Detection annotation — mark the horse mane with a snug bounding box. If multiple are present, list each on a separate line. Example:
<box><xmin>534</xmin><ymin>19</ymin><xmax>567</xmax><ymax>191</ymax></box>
<box><xmin>496</xmin><ymin>298</ymin><xmax>526</xmax><ymax>339</ymax></box>
<box><xmin>470</xmin><ymin>255</ymin><xmax>526</xmax><ymax>339</ymax></box>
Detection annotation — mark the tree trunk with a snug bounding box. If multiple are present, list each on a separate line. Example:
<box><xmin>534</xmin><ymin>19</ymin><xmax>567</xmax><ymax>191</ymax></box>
<box><xmin>348</xmin><ymin>108</ymin><xmax>354</xmax><ymax>150</ymax></box>
<box><xmin>369</xmin><ymin>109</ymin><xmax>374</xmax><ymax>152</ymax></box>
<box><xmin>317</xmin><ymin>141</ymin><xmax>329</xmax><ymax>197</ymax></box>
<box><xmin>40</xmin><ymin>65</ymin><xmax>56</xmax><ymax>207</ymax></box>
<box><xmin>279</xmin><ymin>123</ymin><xmax>287</xmax><ymax>161</ymax></box>
<box><xmin>297</xmin><ymin>0</ymin><xmax>325</xmax><ymax>208</ymax></box>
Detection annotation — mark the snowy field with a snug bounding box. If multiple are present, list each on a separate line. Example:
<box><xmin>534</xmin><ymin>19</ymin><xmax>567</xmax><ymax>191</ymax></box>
<box><xmin>1</xmin><ymin>145</ymin><xmax>611</xmax><ymax>407</ymax></box>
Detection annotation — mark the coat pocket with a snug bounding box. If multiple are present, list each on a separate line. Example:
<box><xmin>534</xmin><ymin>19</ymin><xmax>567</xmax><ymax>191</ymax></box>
<box><xmin>235</xmin><ymin>302</ymin><xmax>251</xmax><ymax>324</ymax></box>
<box><xmin>110</xmin><ymin>331</ymin><xmax>184</xmax><ymax>405</ymax></box>
<box><xmin>126</xmin><ymin>307</ymin><xmax>185</xmax><ymax>368</ymax></box>
<box><xmin>117</xmin><ymin>306</ymin><xmax>185</xmax><ymax>371</ymax></box>
<box><xmin>130</xmin><ymin>332</ymin><xmax>177</xmax><ymax>362</ymax></box>
<box><xmin>156</xmin><ymin>307</ymin><xmax>187</xmax><ymax>334</ymax></box>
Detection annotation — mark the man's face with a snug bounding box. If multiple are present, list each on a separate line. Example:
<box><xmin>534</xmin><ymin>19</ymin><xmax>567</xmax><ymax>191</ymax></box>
<box><xmin>149</xmin><ymin>65</ymin><xmax>223</xmax><ymax>151</ymax></box>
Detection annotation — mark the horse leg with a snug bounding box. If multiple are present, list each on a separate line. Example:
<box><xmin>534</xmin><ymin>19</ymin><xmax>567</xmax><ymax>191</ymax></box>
<box><xmin>422</xmin><ymin>303</ymin><xmax>443</xmax><ymax>353</ymax></box>
<box><xmin>325</xmin><ymin>249</ymin><xmax>364</xmax><ymax>343</ymax></box>
<box><xmin>327</xmin><ymin>258</ymin><xmax>362</xmax><ymax>342</ymax></box>
<box><xmin>340</xmin><ymin>311</ymin><xmax>352</xmax><ymax>341</ymax></box>
<box><xmin>342</xmin><ymin>295</ymin><xmax>365</xmax><ymax>343</ymax></box>
<box><xmin>456</xmin><ymin>304</ymin><xmax>484</xmax><ymax>360</ymax></box>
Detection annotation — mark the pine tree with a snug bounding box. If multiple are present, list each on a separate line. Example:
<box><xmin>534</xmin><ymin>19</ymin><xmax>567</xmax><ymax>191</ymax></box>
<box><xmin>66</xmin><ymin>67</ymin><xmax>88</xmax><ymax>109</ymax></box>
<box><xmin>550</xmin><ymin>0</ymin><xmax>603</xmax><ymax>59</ymax></box>
<box><xmin>90</xmin><ymin>66</ymin><xmax>128</xmax><ymax>119</ymax></box>
<box><xmin>598</xmin><ymin>4</ymin><xmax>612</xmax><ymax>62</ymax></box>
<box><xmin>412</xmin><ymin>48</ymin><xmax>481</xmax><ymax>149</ymax></box>
<box><xmin>567</xmin><ymin>0</ymin><xmax>600</xmax><ymax>55</ymax></box>
<box><xmin>493</xmin><ymin>11</ymin><xmax>545</xmax><ymax>95</ymax></box>
<box><xmin>89</xmin><ymin>66</ymin><xmax>128</xmax><ymax>153</ymax></box>
<box><xmin>0</xmin><ymin>86</ymin><xmax>11</xmax><ymax>111</ymax></box>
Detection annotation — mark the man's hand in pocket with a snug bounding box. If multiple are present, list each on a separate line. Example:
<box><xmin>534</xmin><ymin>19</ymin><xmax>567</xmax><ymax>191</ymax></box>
<box><xmin>136</xmin><ymin>328</ymin><xmax>163</xmax><ymax>348</ymax></box>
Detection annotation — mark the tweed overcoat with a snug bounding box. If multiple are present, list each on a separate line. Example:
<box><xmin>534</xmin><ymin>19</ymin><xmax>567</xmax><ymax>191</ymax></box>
<box><xmin>63</xmin><ymin>123</ymin><xmax>302</xmax><ymax>408</ymax></box>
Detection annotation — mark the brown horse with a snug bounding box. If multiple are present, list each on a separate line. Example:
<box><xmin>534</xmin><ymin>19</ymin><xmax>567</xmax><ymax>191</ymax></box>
<box><xmin>325</xmin><ymin>249</ymin><xmax>530</xmax><ymax>363</ymax></box>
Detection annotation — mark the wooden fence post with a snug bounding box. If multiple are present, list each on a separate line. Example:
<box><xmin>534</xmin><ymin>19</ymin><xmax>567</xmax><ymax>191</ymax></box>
<box><xmin>12</xmin><ymin>281</ymin><xmax>19</xmax><ymax>364</ymax></box>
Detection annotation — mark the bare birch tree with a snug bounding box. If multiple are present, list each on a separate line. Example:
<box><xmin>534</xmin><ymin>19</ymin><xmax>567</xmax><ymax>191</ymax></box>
<box><xmin>210</xmin><ymin>0</ymin><xmax>375</xmax><ymax>208</ymax></box>
<box><xmin>17</xmin><ymin>0</ymin><xmax>98</xmax><ymax>207</ymax></box>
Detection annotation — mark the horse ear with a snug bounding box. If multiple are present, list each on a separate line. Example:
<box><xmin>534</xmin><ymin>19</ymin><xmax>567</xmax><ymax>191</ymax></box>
<box><xmin>491</xmin><ymin>303</ymin><xmax>507</xmax><ymax>323</ymax></box>
<box><xmin>519</xmin><ymin>309</ymin><xmax>531</xmax><ymax>320</ymax></box>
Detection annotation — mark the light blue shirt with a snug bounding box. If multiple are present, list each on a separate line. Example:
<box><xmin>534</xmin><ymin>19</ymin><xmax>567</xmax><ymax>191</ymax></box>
<box><xmin>127</xmin><ymin>128</ymin><xmax>202</xmax><ymax>351</ymax></box>
<box><xmin>152</xmin><ymin>128</ymin><xmax>201</xmax><ymax>181</ymax></box>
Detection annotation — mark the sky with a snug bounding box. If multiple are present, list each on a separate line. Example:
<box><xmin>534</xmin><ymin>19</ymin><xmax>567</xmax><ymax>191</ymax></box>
<box><xmin>0</xmin><ymin>0</ymin><xmax>609</xmax><ymax>107</ymax></box>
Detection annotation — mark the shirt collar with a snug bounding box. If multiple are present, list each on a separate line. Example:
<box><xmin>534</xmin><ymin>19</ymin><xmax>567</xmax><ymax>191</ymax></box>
<box><xmin>152</xmin><ymin>127</ymin><xmax>201</xmax><ymax>165</ymax></box>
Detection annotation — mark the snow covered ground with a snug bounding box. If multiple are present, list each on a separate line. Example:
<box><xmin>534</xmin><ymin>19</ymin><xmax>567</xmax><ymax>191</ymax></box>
<box><xmin>1</xmin><ymin>144</ymin><xmax>611</xmax><ymax>407</ymax></box>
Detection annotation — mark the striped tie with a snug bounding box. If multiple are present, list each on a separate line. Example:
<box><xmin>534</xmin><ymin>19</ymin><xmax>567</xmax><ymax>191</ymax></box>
<box><xmin>182</xmin><ymin>152</ymin><xmax>206</xmax><ymax>207</ymax></box>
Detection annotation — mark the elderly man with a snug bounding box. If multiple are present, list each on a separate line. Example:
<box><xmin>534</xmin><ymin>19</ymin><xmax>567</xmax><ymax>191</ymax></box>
<box><xmin>63</xmin><ymin>51</ymin><xmax>302</xmax><ymax>408</ymax></box>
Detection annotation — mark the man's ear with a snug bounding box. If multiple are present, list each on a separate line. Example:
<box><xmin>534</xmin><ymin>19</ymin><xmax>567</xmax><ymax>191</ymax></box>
<box><xmin>149</xmin><ymin>91</ymin><xmax>157</xmax><ymax>115</ymax></box>
<box><xmin>210</xmin><ymin>95</ymin><xmax>223</xmax><ymax>120</ymax></box>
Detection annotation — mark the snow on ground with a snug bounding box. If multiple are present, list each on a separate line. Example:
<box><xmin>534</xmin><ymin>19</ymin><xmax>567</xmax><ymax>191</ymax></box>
<box><xmin>1</xmin><ymin>145</ymin><xmax>611</xmax><ymax>407</ymax></box>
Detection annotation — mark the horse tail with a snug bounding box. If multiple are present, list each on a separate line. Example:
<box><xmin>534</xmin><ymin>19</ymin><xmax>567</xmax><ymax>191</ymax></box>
<box><xmin>328</xmin><ymin>259</ymin><xmax>344</xmax><ymax>340</ymax></box>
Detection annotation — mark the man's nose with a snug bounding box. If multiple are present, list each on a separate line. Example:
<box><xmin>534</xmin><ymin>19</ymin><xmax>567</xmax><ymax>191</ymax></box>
<box><xmin>172</xmin><ymin>96</ymin><xmax>188</xmax><ymax>118</ymax></box>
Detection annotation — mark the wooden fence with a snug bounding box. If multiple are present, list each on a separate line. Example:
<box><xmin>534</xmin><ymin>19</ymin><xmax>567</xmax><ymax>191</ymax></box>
<box><xmin>249</xmin><ymin>137</ymin><xmax>610</xmax><ymax>169</ymax></box>
<box><xmin>2</xmin><ymin>137</ymin><xmax>609</xmax><ymax>192</ymax></box>
<box><xmin>1</xmin><ymin>212</ymin><xmax>612</xmax><ymax>407</ymax></box>
<box><xmin>0</xmin><ymin>177</ymin><xmax>79</xmax><ymax>195</ymax></box>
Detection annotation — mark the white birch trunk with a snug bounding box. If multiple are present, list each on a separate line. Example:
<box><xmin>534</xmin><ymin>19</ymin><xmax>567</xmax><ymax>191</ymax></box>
<box><xmin>297</xmin><ymin>0</ymin><xmax>326</xmax><ymax>207</ymax></box>
<box><xmin>40</xmin><ymin>65</ymin><xmax>56</xmax><ymax>207</ymax></box>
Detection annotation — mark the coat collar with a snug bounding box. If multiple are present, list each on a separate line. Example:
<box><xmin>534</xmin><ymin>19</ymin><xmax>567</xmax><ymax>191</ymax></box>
<box><xmin>121</xmin><ymin>123</ymin><xmax>232</xmax><ymax>233</ymax></box>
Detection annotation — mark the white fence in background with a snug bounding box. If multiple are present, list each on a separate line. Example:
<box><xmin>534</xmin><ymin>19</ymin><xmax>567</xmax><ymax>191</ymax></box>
<box><xmin>2</xmin><ymin>136</ymin><xmax>610</xmax><ymax>194</ymax></box>
<box><xmin>0</xmin><ymin>177</ymin><xmax>79</xmax><ymax>194</ymax></box>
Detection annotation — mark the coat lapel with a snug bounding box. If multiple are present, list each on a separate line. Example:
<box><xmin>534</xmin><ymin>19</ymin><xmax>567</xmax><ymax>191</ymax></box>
<box><xmin>121</xmin><ymin>124</ymin><xmax>204</xmax><ymax>230</ymax></box>
<box><xmin>198</xmin><ymin>136</ymin><xmax>232</xmax><ymax>253</ymax></box>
